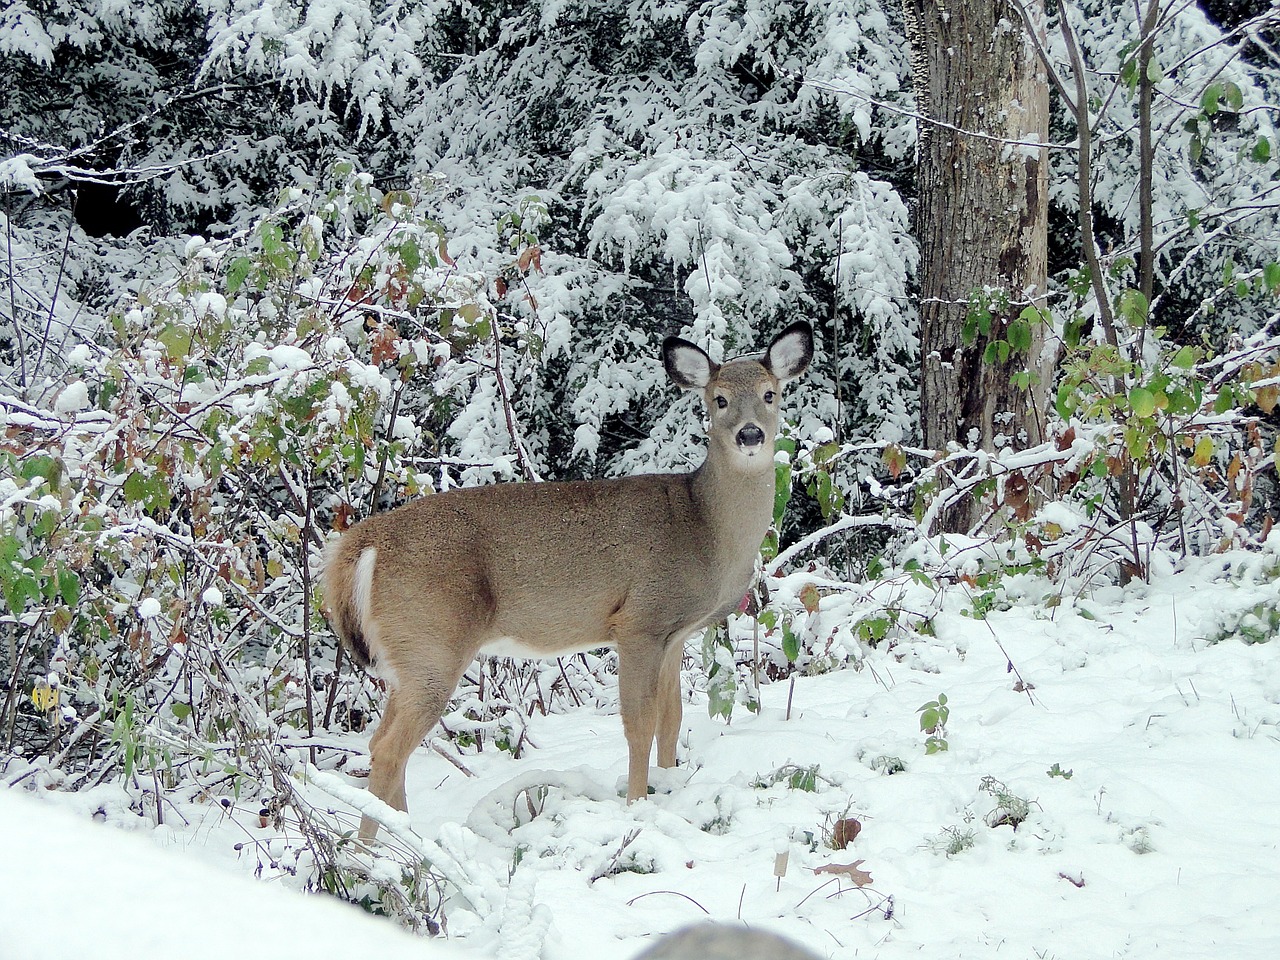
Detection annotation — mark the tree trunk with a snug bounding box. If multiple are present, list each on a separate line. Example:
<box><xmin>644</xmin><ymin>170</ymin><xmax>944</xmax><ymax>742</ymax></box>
<box><xmin>905</xmin><ymin>0</ymin><xmax>1052</xmax><ymax>532</ymax></box>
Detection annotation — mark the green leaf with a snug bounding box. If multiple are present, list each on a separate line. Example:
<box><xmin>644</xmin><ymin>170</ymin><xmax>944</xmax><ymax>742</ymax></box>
<box><xmin>781</xmin><ymin>623</ymin><xmax>800</xmax><ymax>662</ymax></box>
<box><xmin>1223</xmin><ymin>81</ymin><xmax>1243</xmax><ymax>112</ymax></box>
<box><xmin>1126</xmin><ymin>428</ymin><xmax>1146</xmax><ymax>459</ymax></box>
<box><xmin>5</xmin><ymin>575</ymin><xmax>38</xmax><ymax>617</ymax></box>
<box><xmin>1193</xmin><ymin>434</ymin><xmax>1214</xmax><ymax>466</ymax></box>
<box><xmin>918</xmin><ymin>706</ymin><xmax>940</xmax><ymax>732</ymax></box>
<box><xmin>399</xmin><ymin>238</ymin><xmax>421</xmax><ymax>273</ymax></box>
<box><xmin>157</xmin><ymin>324</ymin><xmax>193</xmax><ymax>359</ymax></box>
<box><xmin>1264</xmin><ymin>262</ymin><xmax>1280</xmax><ymax>294</ymax></box>
<box><xmin>1117</xmin><ymin>289</ymin><xmax>1149</xmax><ymax>327</ymax></box>
<box><xmin>815</xmin><ymin>471</ymin><xmax>835</xmax><ymax>519</ymax></box>
<box><xmin>1201</xmin><ymin>82</ymin><xmax>1222</xmax><ymax>115</ymax></box>
<box><xmin>260</xmin><ymin>222</ymin><xmax>285</xmax><ymax>255</ymax></box>
<box><xmin>33</xmin><ymin>509</ymin><xmax>57</xmax><ymax>538</ymax></box>
<box><xmin>122</xmin><ymin>471</ymin><xmax>149</xmax><ymax>504</ymax></box>
<box><xmin>1253</xmin><ymin>136</ymin><xmax>1272</xmax><ymax>164</ymax></box>
<box><xmin>1063</xmin><ymin>316</ymin><xmax>1086</xmax><ymax>348</ymax></box>
<box><xmin>20</xmin><ymin>455</ymin><xmax>62</xmax><ymax>489</ymax></box>
<box><xmin>813</xmin><ymin>441</ymin><xmax>841</xmax><ymax>465</ymax></box>
<box><xmin>866</xmin><ymin>554</ymin><xmax>885</xmax><ymax>580</ymax></box>
<box><xmin>1170</xmin><ymin>346</ymin><xmax>1197</xmax><ymax>370</ymax></box>
<box><xmin>1120</xmin><ymin>56</ymin><xmax>1139</xmax><ymax>93</ymax></box>
<box><xmin>1145</xmin><ymin>57</ymin><xmax>1164</xmax><ymax>83</ymax></box>
<box><xmin>146</xmin><ymin>475</ymin><xmax>173</xmax><ymax>511</ymax></box>
<box><xmin>1018</xmin><ymin>304</ymin><xmax>1049</xmax><ymax>327</ymax></box>
<box><xmin>1055</xmin><ymin>381</ymin><xmax>1076</xmax><ymax>421</ymax></box>
<box><xmin>1008</xmin><ymin>318</ymin><xmax>1032</xmax><ymax>352</ymax></box>
<box><xmin>773</xmin><ymin>461</ymin><xmax>792</xmax><ymax>526</ymax></box>
<box><xmin>225</xmin><ymin>256</ymin><xmax>253</xmax><ymax>296</ymax></box>
<box><xmin>57</xmin><ymin>566</ymin><xmax>81</xmax><ymax>607</ymax></box>
<box><xmin>1129</xmin><ymin>386</ymin><xmax>1156</xmax><ymax>418</ymax></box>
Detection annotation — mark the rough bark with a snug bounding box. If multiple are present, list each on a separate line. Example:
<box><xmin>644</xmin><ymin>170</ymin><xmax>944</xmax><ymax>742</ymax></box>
<box><xmin>905</xmin><ymin>0</ymin><xmax>1052</xmax><ymax>531</ymax></box>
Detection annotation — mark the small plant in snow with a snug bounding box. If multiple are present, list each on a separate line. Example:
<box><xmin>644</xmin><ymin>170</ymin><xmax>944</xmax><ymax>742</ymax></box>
<box><xmin>1211</xmin><ymin>601</ymin><xmax>1280</xmax><ymax>646</ymax></box>
<box><xmin>979</xmin><ymin>776</ymin><xmax>1031</xmax><ymax>830</ymax></box>
<box><xmin>1122</xmin><ymin>825</ymin><xmax>1155</xmax><ymax>855</ymax></box>
<box><xmin>698</xmin><ymin>793</ymin><xmax>734</xmax><ymax>836</ymax></box>
<box><xmin>821</xmin><ymin>806</ymin><xmax>864</xmax><ymax>851</ymax></box>
<box><xmin>869</xmin><ymin>754</ymin><xmax>907</xmax><ymax>776</ymax></box>
<box><xmin>752</xmin><ymin>763</ymin><xmax>831</xmax><ymax>793</ymax></box>
<box><xmin>702</xmin><ymin>620</ymin><xmax>750</xmax><ymax>721</ymax></box>
<box><xmin>917</xmin><ymin>693</ymin><xmax>950</xmax><ymax>754</ymax></box>
<box><xmin>1047</xmin><ymin>763</ymin><xmax>1074</xmax><ymax>780</ymax></box>
<box><xmin>925</xmin><ymin>824</ymin><xmax>977</xmax><ymax>858</ymax></box>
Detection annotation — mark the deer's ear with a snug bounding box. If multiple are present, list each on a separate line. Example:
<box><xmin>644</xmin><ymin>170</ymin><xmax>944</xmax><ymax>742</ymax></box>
<box><xmin>763</xmin><ymin>321</ymin><xmax>814</xmax><ymax>383</ymax></box>
<box><xmin>663</xmin><ymin>337</ymin><xmax>716</xmax><ymax>390</ymax></box>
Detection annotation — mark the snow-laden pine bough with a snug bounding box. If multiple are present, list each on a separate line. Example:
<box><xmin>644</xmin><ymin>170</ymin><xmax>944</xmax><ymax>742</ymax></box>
<box><xmin>322</xmin><ymin>322</ymin><xmax>814</xmax><ymax>839</ymax></box>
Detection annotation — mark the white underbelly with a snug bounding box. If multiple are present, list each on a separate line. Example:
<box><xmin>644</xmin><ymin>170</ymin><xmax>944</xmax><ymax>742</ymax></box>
<box><xmin>478</xmin><ymin>636</ymin><xmax>612</xmax><ymax>660</ymax></box>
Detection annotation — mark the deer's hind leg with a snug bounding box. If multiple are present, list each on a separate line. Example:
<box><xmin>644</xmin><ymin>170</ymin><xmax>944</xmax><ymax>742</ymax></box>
<box><xmin>361</xmin><ymin>642</ymin><xmax>472</xmax><ymax>840</ymax></box>
<box><xmin>655</xmin><ymin>634</ymin><xmax>686</xmax><ymax>770</ymax></box>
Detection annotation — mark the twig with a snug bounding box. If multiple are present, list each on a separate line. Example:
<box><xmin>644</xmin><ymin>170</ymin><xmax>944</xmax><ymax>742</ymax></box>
<box><xmin>430</xmin><ymin>741</ymin><xmax>476</xmax><ymax>777</ymax></box>
<box><xmin>1059</xmin><ymin>3</ymin><xmax>1120</xmax><ymax>351</ymax></box>
<box><xmin>590</xmin><ymin>828</ymin><xmax>643</xmax><ymax>882</ymax></box>
<box><xmin>1136</xmin><ymin>0</ymin><xmax>1161</xmax><ymax>306</ymax></box>
<box><xmin>369</xmin><ymin>365</ymin><xmax>409</xmax><ymax>513</ymax></box>
<box><xmin>489</xmin><ymin>317</ymin><xmax>538</xmax><ymax>482</ymax></box>
<box><xmin>625</xmin><ymin>890</ymin><xmax>710</xmax><ymax>914</ymax></box>
<box><xmin>301</xmin><ymin>479</ymin><xmax>317</xmax><ymax>762</ymax></box>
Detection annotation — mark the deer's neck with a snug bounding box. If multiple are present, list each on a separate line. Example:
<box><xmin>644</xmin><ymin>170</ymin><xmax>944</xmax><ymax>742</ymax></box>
<box><xmin>688</xmin><ymin>450</ymin><xmax>776</xmax><ymax>570</ymax></box>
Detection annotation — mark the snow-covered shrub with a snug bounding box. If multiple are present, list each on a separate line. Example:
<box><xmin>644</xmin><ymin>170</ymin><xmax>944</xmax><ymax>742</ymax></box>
<box><xmin>1059</xmin><ymin>1</ymin><xmax>1280</xmax><ymax>345</ymax></box>
<box><xmin>0</xmin><ymin>165</ymin><xmax>559</xmax><ymax>922</ymax></box>
<box><xmin>849</xmin><ymin>3</ymin><xmax>1280</xmax><ymax>585</ymax></box>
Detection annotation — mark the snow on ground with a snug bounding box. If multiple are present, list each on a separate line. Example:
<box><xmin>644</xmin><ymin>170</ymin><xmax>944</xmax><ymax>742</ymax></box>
<box><xmin>3</xmin><ymin>556</ymin><xmax>1279</xmax><ymax>959</ymax></box>
<box><xmin>0</xmin><ymin>787</ymin><xmax>472</xmax><ymax>960</ymax></box>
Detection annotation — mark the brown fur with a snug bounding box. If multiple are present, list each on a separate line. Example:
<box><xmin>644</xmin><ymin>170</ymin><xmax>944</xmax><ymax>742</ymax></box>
<box><xmin>323</xmin><ymin>321</ymin><xmax>813</xmax><ymax>839</ymax></box>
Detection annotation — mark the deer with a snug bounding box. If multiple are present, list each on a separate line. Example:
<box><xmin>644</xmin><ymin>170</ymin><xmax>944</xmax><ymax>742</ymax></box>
<box><xmin>322</xmin><ymin>320</ymin><xmax>813</xmax><ymax>839</ymax></box>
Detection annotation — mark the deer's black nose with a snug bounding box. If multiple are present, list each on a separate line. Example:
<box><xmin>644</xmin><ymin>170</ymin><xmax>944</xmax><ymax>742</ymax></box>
<box><xmin>737</xmin><ymin>424</ymin><xmax>765</xmax><ymax>449</ymax></box>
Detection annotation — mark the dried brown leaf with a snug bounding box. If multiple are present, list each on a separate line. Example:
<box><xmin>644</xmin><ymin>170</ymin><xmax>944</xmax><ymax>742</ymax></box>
<box><xmin>882</xmin><ymin>443</ymin><xmax>907</xmax><ymax>479</ymax></box>
<box><xmin>1003</xmin><ymin>469</ymin><xmax>1031</xmax><ymax>521</ymax></box>
<box><xmin>831</xmin><ymin>818</ymin><xmax>862</xmax><ymax>849</ymax></box>
<box><xmin>813</xmin><ymin>859</ymin><xmax>873</xmax><ymax>887</ymax></box>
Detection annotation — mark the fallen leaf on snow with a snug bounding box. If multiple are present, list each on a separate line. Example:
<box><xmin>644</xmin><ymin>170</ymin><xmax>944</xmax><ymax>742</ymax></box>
<box><xmin>813</xmin><ymin>860</ymin><xmax>873</xmax><ymax>887</ymax></box>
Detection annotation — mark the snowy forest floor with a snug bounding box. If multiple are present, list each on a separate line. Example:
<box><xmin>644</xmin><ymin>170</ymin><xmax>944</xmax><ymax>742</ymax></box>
<box><xmin>4</xmin><ymin>552</ymin><xmax>1280</xmax><ymax>960</ymax></box>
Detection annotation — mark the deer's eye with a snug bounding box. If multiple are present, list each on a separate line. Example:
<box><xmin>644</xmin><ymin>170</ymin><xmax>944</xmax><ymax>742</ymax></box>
<box><xmin>715</xmin><ymin>396</ymin><xmax>728</xmax><ymax>409</ymax></box>
<box><xmin>763</xmin><ymin>390</ymin><xmax>776</xmax><ymax>404</ymax></box>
